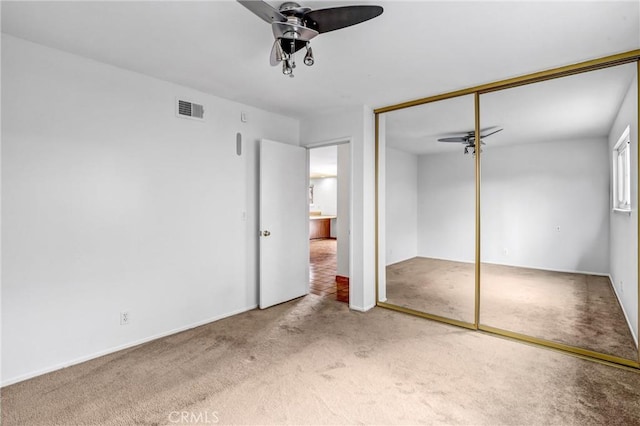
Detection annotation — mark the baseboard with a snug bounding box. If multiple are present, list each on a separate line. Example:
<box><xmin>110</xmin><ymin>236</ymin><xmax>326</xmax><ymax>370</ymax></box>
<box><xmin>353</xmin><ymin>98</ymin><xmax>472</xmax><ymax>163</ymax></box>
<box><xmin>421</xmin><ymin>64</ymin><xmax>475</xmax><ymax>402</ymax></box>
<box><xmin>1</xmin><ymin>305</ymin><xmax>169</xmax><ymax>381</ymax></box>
<box><xmin>350</xmin><ymin>303</ymin><xmax>376</xmax><ymax>312</ymax></box>
<box><xmin>608</xmin><ymin>274</ymin><xmax>639</xmax><ymax>348</ymax></box>
<box><xmin>386</xmin><ymin>255</ymin><xmax>423</xmax><ymax>267</ymax></box>
<box><xmin>395</xmin><ymin>255</ymin><xmax>473</xmax><ymax>266</ymax></box>
<box><xmin>397</xmin><ymin>256</ymin><xmax>610</xmax><ymax>277</ymax></box>
<box><xmin>1</xmin><ymin>304</ymin><xmax>258</xmax><ymax>387</ymax></box>
<box><xmin>482</xmin><ymin>260</ymin><xmax>609</xmax><ymax>277</ymax></box>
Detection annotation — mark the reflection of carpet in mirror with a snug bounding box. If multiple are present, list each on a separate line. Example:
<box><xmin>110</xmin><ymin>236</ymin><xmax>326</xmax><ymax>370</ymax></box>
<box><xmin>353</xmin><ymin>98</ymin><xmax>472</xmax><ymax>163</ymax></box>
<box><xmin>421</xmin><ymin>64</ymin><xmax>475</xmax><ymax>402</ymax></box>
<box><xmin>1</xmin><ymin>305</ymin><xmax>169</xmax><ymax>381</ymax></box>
<box><xmin>386</xmin><ymin>257</ymin><xmax>476</xmax><ymax>323</ymax></box>
<box><xmin>386</xmin><ymin>257</ymin><xmax>637</xmax><ymax>360</ymax></box>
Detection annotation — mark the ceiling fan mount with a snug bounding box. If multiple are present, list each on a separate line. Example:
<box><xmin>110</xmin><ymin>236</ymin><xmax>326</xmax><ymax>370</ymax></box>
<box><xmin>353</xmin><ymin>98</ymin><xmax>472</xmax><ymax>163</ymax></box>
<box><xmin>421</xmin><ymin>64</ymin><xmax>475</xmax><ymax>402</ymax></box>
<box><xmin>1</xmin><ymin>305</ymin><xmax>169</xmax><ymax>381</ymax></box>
<box><xmin>278</xmin><ymin>2</ymin><xmax>312</xmax><ymax>16</ymax></box>
<box><xmin>437</xmin><ymin>127</ymin><xmax>503</xmax><ymax>156</ymax></box>
<box><xmin>238</xmin><ymin>1</ymin><xmax>383</xmax><ymax>77</ymax></box>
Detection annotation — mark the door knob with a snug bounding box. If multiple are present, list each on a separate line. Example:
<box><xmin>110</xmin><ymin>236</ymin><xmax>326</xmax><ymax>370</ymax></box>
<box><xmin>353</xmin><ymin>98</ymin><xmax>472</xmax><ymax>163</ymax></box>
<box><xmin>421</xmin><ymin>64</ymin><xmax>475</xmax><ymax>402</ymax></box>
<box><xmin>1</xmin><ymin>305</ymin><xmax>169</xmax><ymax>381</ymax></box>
<box><xmin>262</xmin><ymin>230</ymin><xmax>271</xmax><ymax>237</ymax></box>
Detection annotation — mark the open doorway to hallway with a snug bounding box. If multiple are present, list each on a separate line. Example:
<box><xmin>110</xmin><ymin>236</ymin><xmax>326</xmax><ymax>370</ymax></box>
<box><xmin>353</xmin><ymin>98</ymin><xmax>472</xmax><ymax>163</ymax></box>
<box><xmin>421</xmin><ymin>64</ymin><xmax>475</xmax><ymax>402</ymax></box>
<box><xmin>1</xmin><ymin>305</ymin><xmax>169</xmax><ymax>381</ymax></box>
<box><xmin>308</xmin><ymin>143</ymin><xmax>350</xmax><ymax>302</ymax></box>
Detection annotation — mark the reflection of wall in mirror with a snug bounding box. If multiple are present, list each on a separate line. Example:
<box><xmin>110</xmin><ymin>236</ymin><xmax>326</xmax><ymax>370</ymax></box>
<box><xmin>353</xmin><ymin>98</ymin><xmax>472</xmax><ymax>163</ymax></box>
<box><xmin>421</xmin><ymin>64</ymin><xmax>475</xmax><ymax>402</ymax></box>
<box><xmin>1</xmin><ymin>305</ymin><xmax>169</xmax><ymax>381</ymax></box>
<box><xmin>608</xmin><ymin>72</ymin><xmax>638</xmax><ymax>344</ymax></box>
<box><xmin>416</xmin><ymin>151</ymin><xmax>475</xmax><ymax>263</ymax></box>
<box><xmin>387</xmin><ymin>140</ymin><xmax>612</xmax><ymax>270</ymax></box>
<box><xmin>481</xmin><ymin>138</ymin><xmax>610</xmax><ymax>274</ymax></box>
<box><xmin>385</xmin><ymin>139</ymin><xmax>612</xmax><ymax>274</ymax></box>
<box><xmin>386</xmin><ymin>147</ymin><xmax>418</xmax><ymax>265</ymax></box>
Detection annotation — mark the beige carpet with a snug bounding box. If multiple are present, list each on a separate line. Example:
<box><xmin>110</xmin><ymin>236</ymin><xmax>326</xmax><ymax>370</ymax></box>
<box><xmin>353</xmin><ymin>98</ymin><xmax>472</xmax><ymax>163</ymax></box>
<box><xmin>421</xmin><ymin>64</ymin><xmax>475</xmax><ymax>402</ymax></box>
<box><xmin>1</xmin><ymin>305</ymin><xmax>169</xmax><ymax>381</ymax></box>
<box><xmin>386</xmin><ymin>257</ymin><xmax>638</xmax><ymax>361</ymax></box>
<box><xmin>2</xmin><ymin>294</ymin><xmax>640</xmax><ymax>425</ymax></box>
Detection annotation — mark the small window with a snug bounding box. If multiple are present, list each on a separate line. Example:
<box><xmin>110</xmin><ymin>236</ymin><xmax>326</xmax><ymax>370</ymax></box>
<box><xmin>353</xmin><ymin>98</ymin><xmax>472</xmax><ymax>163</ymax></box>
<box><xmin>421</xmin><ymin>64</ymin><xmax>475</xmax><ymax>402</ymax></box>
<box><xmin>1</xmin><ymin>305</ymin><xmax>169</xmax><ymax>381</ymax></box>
<box><xmin>612</xmin><ymin>125</ymin><xmax>631</xmax><ymax>213</ymax></box>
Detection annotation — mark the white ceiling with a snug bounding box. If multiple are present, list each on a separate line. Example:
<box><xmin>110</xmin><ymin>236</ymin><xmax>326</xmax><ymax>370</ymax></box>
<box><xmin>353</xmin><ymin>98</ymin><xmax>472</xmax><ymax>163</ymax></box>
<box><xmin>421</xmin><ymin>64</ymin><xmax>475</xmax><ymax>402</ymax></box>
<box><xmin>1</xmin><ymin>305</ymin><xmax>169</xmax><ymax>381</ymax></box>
<box><xmin>385</xmin><ymin>62</ymin><xmax>637</xmax><ymax>155</ymax></box>
<box><xmin>384</xmin><ymin>94</ymin><xmax>475</xmax><ymax>154</ymax></box>
<box><xmin>2</xmin><ymin>1</ymin><xmax>639</xmax><ymax>120</ymax></box>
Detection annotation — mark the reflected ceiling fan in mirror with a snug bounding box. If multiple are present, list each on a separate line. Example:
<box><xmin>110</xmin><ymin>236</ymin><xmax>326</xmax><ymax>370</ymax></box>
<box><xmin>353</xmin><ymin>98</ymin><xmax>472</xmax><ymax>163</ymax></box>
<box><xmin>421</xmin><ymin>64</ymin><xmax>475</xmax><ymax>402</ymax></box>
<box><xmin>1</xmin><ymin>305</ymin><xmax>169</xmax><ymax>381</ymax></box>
<box><xmin>438</xmin><ymin>127</ymin><xmax>503</xmax><ymax>155</ymax></box>
<box><xmin>238</xmin><ymin>1</ymin><xmax>383</xmax><ymax>77</ymax></box>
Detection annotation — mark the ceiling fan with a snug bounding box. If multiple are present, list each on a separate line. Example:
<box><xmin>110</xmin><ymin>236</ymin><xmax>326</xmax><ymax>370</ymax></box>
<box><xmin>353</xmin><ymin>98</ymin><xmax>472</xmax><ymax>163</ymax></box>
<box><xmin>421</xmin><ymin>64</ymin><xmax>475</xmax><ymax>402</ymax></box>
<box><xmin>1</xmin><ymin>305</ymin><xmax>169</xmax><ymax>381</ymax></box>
<box><xmin>238</xmin><ymin>1</ymin><xmax>383</xmax><ymax>77</ymax></box>
<box><xmin>438</xmin><ymin>127</ymin><xmax>503</xmax><ymax>155</ymax></box>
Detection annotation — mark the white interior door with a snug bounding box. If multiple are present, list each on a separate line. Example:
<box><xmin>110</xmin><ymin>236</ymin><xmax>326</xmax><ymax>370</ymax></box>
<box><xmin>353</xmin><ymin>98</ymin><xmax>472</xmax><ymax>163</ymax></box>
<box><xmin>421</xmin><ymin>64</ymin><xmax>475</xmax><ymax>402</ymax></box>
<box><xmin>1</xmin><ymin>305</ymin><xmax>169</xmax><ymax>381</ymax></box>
<box><xmin>259</xmin><ymin>139</ymin><xmax>309</xmax><ymax>309</ymax></box>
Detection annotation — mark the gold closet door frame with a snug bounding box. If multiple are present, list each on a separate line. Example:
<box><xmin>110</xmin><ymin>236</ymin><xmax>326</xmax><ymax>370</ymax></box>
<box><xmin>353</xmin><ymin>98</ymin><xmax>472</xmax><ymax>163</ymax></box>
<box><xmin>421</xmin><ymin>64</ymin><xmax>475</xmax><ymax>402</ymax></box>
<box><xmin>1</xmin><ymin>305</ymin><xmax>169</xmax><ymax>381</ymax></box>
<box><xmin>374</xmin><ymin>50</ymin><xmax>640</xmax><ymax>370</ymax></box>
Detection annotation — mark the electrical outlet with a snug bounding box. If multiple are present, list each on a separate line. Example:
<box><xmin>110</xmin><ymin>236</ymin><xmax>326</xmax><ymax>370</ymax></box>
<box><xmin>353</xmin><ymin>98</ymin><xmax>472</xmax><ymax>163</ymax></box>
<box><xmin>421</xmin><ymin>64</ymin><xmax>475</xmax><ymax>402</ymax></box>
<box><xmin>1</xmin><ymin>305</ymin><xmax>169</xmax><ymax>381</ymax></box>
<box><xmin>619</xmin><ymin>281</ymin><xmax>624</xmax><ymax>294</ymax></box>
<box><xmin>503</xmin><ymin>248</ymin><xmax>509</xmax><ymax>256</ymax></box>
<box><xmin>120</xmin><ymin>311</ymin><xmax>130</xmax><ymax>325</ymax></box>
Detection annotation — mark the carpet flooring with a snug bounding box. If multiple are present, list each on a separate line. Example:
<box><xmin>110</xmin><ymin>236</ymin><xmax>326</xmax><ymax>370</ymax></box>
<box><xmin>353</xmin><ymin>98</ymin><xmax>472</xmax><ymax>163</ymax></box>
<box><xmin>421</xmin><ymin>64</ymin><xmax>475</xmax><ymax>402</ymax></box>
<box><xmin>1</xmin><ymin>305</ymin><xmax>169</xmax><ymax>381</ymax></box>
<box><xmin>2</xmin><ymin>294</ymin><xmax>640</xmax><ymax>425</ymax></box>
<box><xmin>386</xmin><ymin>257</ymin><xmax>638</xmax><ymax>361</ymax></box>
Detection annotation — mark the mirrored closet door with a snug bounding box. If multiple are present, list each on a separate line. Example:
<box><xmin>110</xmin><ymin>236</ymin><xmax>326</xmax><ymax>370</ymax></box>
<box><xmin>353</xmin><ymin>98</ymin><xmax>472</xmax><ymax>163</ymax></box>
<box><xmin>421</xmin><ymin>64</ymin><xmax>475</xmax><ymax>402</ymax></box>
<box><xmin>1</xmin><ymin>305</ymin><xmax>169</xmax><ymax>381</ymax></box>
<box><xmin>479</xmin><ymin>63</ymin><xmax>639</xmax><ymax>362</ymax></box>
<box><xmin>378</xmin><ymin>94</ymin><xmax>476</xmax><ymax>325</ymax></box>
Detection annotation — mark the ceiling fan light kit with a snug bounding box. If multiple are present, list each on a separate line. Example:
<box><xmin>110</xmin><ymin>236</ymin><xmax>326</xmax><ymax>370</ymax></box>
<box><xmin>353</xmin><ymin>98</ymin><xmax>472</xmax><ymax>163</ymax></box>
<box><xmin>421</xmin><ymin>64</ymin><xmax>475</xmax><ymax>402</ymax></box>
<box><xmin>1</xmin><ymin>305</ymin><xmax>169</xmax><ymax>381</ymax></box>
<box><xmin>238</xmin><ymin>0</ymin><xmax>383</xmax><ymax>77</ymax></box>
<box><xmin>303</xmin><ymin>45</ymin><xmax>314</xmax><ymax>66</ymax></box>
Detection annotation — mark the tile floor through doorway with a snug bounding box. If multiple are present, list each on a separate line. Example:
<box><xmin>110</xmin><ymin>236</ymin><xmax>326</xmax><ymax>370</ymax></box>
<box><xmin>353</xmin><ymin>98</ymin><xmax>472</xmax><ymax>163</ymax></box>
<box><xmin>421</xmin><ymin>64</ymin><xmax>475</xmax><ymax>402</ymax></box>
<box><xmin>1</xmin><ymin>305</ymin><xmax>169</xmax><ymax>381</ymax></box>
<box><xmin>309</xmin><ymin>238</ymin><xmax>337</xmax><ymax>298</ymax></box>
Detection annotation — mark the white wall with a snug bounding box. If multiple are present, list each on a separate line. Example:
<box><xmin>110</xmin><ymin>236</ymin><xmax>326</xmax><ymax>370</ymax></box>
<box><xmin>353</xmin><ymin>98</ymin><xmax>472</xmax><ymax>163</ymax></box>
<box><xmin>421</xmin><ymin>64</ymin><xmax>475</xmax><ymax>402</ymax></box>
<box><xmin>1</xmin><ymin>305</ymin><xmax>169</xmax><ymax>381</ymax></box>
<box><xmin>310</xmin><ymin>177</ymin><xmax>337</xmax><ymax>216</ymax></box>
<box><xmin>1</xmin><ymin>35</ymin><xmax>300</xmax><ymax>385</ymax></box>
<box><xmin>417</xmin><ymin>150</ymin><xmax>476</xmax><ymax>262</ymax></box>
<box><xmin>385</xmin><ymin>147</ymin><xmax>418</xmax><ymax>265</ymax></box>
<box><xmin>300</xmin><ymin>106</ymin><xmax>376</xmax><ymax>312</ymax></box>
<box><xmin>482</xmin><ymin>138</ymin><xmax>610</xmax><ymax>274</ymax></box>
<box><xmin>337</xmin><ymin>144</ymin><xmax>350</xmax><ymax>277</ymax></box>
<box><xmin>609</xmin><ymin>73</ymin><xmax>638</xmax><ymax>343</ymax></box>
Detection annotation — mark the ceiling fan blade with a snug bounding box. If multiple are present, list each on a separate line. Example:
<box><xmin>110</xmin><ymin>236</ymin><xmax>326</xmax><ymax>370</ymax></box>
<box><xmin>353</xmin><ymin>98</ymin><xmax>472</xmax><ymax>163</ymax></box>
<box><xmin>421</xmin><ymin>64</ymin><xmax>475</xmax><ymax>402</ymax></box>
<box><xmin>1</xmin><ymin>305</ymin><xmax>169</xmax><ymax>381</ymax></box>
<box><xmin>270</xmin><ymin>39</ymin><xmax>281</xmax><ymax>66</ymax></box>
<box><xmin>438</xmin><ymin>137</ymin><xmax>468</xmax><ymax>143</ymax></box>
<box><xmin>480</xmin><ymin>128</ymin><xmax>503</xmax><ymax>138</ymax></box>
<box><xmin>304</xmin><ymin>5</ymin><xmax>383</xmax><ymax>34</ymax></box>
<box><xmin>238</xmin><ymin>0</ymin><xmax>287</xmax><ymax>23</ymax></box>
<box><xmin>479</xmin><ymin>126</ymin><xmax>499</xmax><ymax>133</ymax></box>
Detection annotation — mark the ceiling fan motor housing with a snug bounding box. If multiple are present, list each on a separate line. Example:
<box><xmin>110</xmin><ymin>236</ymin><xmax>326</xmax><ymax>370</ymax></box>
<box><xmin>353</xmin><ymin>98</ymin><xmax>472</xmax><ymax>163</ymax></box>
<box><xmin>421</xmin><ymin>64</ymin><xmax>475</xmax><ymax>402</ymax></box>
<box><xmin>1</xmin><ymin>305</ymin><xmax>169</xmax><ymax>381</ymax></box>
<box><xmin>272</xmin><ymin>3</ymin><xmax>318</xmax><ymax>55</ymax></box>
<box><xmin>272</xmin><ymin>21</ymin><xmax>318</xmax><ymax>42</ymax></box>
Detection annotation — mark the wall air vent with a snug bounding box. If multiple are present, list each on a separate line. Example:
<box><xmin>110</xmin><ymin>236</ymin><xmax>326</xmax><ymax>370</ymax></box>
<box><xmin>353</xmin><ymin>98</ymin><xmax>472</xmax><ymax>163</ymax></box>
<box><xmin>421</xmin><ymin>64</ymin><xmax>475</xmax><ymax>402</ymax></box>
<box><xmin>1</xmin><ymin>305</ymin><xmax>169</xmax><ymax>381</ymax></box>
<box><xmin>176</xmin><ymin>98</ymin><xmax>205</xmax><ymax>120</ymax></box>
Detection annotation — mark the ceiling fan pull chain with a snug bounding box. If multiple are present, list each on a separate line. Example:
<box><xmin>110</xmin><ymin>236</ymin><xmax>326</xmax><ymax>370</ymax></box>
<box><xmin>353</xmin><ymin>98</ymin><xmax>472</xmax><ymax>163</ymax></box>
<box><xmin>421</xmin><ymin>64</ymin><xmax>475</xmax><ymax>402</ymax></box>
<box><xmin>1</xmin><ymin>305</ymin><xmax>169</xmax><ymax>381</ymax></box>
<box><xmin>290</xmin><ymin>39</ymin><xmax>296</xmax><ymax>77</ymax></box>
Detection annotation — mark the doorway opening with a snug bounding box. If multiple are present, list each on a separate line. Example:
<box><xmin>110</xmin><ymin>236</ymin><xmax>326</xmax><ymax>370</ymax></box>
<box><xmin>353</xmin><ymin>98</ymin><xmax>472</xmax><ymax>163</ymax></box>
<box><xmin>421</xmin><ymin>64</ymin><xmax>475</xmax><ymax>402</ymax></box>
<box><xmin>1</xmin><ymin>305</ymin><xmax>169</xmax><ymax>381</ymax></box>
<box><xmin>308</xmin><ymin>142</ymin><xmax>351</xmax><ymax>302</ymax></box>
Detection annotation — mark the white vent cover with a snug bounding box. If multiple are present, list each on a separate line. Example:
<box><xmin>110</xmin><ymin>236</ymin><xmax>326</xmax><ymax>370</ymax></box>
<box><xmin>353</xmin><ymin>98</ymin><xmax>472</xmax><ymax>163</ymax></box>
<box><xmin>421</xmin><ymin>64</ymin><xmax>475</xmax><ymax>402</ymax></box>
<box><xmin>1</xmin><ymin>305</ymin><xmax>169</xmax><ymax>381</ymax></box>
<box><xmin>176</xmin><ymin>98</ymin><xmax>204</xmax><ymax>120</ymax></box>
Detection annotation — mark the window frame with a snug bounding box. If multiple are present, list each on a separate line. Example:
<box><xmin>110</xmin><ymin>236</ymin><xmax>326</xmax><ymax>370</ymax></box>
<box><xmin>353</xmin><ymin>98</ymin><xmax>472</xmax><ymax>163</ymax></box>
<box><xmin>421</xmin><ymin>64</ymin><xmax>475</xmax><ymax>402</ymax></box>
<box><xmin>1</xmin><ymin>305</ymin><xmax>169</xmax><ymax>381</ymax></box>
<box><xmin>612</xmin><ymin>125</ymin><xmax>632</xmax><ymax>213</ymax></box>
